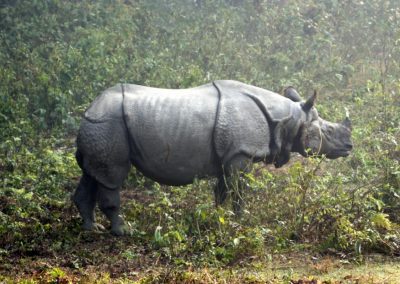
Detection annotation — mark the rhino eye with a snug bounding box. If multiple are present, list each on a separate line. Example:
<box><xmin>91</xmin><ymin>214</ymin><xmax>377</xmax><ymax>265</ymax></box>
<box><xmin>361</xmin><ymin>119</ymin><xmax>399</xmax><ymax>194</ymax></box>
<box><xmin>327</xmin><ymin>127</ymin><xmax>335</xmax><ymax>136</ymax></box>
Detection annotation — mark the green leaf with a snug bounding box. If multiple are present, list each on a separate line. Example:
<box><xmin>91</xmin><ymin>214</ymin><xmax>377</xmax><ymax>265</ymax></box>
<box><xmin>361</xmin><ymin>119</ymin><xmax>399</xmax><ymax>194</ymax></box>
<box><xmin>371</xmin><ymin>213</ymin><xmax>392</xmax><ymax>230</ymax></box>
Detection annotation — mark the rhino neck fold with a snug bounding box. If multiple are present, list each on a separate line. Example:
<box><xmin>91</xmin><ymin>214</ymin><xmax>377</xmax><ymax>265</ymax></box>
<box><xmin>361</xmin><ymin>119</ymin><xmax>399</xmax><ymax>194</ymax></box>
<box><xmin>120</xmin><ymin>83</ymin><xmax>137</xmax><ymax>164</ymax></box>
<box><xmin>243</xmin><ymin>93</ymin><xmax>279</xmax><ymax>157</ymax></box>
<box><xmin>211</xmin><ymin>81</ymin><xmax>224</xmax><ymax>166</ymax></box>
<box><xmin>243</xmin><ymin>92</ymin><xmax>301</xmax><ymax>167</ymax></box>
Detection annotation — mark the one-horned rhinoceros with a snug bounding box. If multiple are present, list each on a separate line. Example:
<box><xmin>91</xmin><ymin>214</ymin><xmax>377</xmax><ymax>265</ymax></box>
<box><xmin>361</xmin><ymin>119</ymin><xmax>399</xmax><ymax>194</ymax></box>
<box><xmin>73</xmin><ymin>80</ymin><xmax>353</xmax><ymax>235</ymax></box>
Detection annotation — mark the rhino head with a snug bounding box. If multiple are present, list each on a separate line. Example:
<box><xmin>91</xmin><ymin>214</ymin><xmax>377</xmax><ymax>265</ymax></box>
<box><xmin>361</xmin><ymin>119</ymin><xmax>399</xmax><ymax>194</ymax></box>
<box><xmin>285</xmin><ymin>87</ymin><xmax>353</xmax><ymax>159</ymax></box>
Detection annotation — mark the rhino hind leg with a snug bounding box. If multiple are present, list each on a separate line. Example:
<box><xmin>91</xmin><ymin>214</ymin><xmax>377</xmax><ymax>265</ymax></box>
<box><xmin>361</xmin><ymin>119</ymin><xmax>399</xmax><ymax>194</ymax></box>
<box><xmin>97</xmin><ymin>185</ymin><xmax>125</xmax><ymax>236</ymax></box>
<box><xmin>76</xmin><ymin>118</ymin><xmax>131</xmax><ymax>235</ymax></box>
<box><xmin>72</xmin><ymin>173</ymin><xmax>105</xmax><ymax>231</ymax></box>
<box><xmin>77</xmin><ymin>119</ymin><xmax>131</xmax><ymax>190</ymax></box>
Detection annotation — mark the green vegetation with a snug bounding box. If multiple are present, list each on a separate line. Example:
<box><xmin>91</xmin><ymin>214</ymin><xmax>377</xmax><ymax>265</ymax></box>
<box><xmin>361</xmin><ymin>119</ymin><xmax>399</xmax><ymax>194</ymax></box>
<box><xmin>0</xmin><ymin>0</ymin><xmax>399</xmax><ymax>282</ymax></box>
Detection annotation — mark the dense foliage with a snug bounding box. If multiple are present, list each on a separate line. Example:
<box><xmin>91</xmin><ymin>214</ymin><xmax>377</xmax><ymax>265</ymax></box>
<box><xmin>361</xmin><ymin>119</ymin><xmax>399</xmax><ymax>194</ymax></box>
<box><xmin>1</xmin><ymin>0</ymin><xmax>399</xmax><ymax>280</ymax></box>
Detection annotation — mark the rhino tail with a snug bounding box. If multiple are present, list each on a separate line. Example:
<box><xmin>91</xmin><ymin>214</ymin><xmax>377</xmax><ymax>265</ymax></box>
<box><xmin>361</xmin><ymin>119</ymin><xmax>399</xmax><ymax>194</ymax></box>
<box><xmin>76</xmin><ymin>149</ymin><xmax>84</xmax><ymax>169</ymax></box>
<box><xmin>75</xmin><ymin>148</ymin><xmax>93</xmax><ymax>177</ymax></box>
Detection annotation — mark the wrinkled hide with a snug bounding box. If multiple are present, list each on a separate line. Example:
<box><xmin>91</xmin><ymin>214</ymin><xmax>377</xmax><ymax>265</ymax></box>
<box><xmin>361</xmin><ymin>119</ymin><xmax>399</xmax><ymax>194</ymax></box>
<box><xmin>73</xmin><ymin>80</ymin><xmax>353</xmax><ymax>235</ymax></box>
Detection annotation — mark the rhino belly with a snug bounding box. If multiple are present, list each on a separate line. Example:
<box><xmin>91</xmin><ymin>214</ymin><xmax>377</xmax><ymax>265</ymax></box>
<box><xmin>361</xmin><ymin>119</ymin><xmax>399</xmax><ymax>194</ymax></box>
<box><xmin>132</xmin><ymin>139</ymin><xmax>220</xmax><ymax>185</ymax></box>
<box><xmin>123</xmin><ymin>89</ymin><xmax>220</xmax><ymax>185</ymax></box>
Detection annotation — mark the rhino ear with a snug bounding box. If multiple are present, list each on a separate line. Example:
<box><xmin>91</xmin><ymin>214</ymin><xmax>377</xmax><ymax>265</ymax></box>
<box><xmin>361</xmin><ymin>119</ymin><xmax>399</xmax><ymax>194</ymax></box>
<box><xmin>283</xmin><ymin>86</ymin><xmax>302</xmax><ymax>102</ymax></box>
<box><xmin>302</xmin><ymin>90</ymin><xmax>317</xmax><ymax>112</ymax></box>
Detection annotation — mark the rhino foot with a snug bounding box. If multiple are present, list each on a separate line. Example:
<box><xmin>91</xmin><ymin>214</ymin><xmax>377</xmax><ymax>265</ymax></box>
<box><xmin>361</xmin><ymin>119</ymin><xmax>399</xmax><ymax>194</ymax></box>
<box><xmin>82</xmin><ymin>222</ymin><xmax>106</xmax><ymax>232</ymax></box>
<box><xmin>110</xmin><ymin>223</ymin><xmax>129</xmax><ymax>236</ymax></box>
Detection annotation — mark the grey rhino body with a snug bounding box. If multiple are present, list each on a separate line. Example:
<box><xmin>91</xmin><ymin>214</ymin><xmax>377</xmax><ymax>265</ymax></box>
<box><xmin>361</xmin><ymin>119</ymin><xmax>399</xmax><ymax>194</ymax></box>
<box><xmin>73</xmin><ymin>80</ymin><xmax>353</xmax><ymax>235</ymax></box>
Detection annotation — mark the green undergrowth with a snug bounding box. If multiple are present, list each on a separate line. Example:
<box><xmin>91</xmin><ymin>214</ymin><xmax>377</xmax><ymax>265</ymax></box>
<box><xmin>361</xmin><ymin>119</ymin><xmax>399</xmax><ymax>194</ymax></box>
<box><xmin>1</xmin><ymin>61</ymin><xmax>399</xmax><ymax>284</ymax></box>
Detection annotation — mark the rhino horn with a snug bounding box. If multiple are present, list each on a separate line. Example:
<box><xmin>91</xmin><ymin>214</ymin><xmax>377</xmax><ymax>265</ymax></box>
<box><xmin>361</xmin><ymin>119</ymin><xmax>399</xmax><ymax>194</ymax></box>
<box><xmin>302</xmin><ymin>90</ymin><xmax>317</xmax><ymax>112</ymax></box>
<box><xmin>343</xmin><ymin>107</ymin><xmax>352</xmax><ymax>129</ymax></box>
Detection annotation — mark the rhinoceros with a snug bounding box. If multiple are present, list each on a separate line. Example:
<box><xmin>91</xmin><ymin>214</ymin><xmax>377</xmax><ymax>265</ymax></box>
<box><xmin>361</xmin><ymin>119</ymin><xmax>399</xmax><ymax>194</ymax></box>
<box><xmin>73</xmin><ymin>80</ymin><xmax>353</xmax><ymax>235</ymax></box>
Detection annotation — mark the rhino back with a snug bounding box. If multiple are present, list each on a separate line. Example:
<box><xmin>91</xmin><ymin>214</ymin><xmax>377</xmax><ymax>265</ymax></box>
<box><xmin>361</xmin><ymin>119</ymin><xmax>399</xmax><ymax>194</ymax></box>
<box><xmin>216</xmin><ymin>80</ymin><xmax>295</xmax><ymax>120</ymax></box>
<box><xmin>122</xmin><ymin>84</ymin><xmax>220</xmax><ymax>185</ymax></box>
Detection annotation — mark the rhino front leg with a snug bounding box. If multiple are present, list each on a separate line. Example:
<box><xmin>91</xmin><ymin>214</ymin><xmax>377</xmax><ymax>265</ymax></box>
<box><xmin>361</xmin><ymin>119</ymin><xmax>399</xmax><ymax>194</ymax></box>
<box><xmin>214</xmin><ymin>174</ymin><xmax>244</xmax><ymax>216</ymax></box>
<box><xmin>223</xmin><ymin>155</ymin><xmax>252</xmax><ymax>216</ymax></box>
<box><xmin>97</xmin><ymin>185</ymin><xmax>126</xmax><ymax>236</ymax></box>
<box><xmin>73</xmin><ymin>173</ymin><xmax>105</xmax><ymax>231</ymax></box>
<box><xmin>214</xmin><ymin>176</ymin><xmax>229</xmax><ymax>207</ymax></box>
<box><xmin>231</xmin><ymin>175</ymin><xmax>245</xmax><ymax>217</ymax></box>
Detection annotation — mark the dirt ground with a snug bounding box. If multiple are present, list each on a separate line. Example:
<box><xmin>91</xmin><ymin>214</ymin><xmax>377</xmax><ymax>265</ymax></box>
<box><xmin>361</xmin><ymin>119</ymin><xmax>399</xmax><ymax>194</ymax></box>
<box><xmin>2</xmin><ymin>243</ymin><xmax>400</xmax><ymax>284</ymax></box>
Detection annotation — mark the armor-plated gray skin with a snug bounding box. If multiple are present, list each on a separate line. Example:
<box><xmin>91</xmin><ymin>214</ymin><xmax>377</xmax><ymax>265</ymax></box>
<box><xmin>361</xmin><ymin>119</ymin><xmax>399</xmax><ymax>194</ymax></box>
<box><xmin>73</xmin><ymin>80</ymin><xmax>353</xmax><ymax>235</ymax></box>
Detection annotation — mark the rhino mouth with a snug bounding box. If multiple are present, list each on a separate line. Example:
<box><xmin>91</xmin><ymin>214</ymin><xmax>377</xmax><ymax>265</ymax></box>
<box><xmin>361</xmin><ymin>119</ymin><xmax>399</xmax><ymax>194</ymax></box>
<box><xmin>326</xmin><ymin>150</ymin><xmax>351</xmax><ymax>159</ymax></box>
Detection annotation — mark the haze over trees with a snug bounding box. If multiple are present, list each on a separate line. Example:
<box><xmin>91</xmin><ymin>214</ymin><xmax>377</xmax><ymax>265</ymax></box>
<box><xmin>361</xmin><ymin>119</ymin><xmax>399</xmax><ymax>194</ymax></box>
<box><xmin>0</xmin><ymin>0</ymin><xmax>399</xmax><ymax>282</ymax></box>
